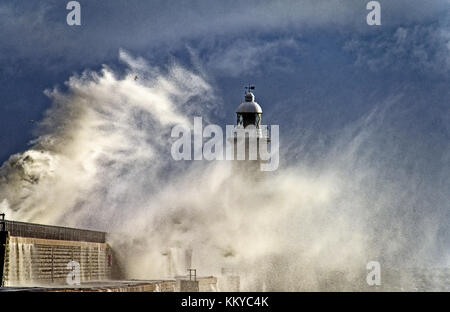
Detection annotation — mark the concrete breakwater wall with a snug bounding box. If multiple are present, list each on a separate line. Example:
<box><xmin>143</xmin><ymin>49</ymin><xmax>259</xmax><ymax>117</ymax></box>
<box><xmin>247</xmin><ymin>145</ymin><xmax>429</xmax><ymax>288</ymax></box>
<box><xmin>0</xmin><ymin>220</ymin><xmax>113</xmax><ymax>287</ymax></box>
<box><xmin>4</xmin><ymin>277</ymin><xmax>219</xmax><ymax>292</ymax></box>
<box><xmin>0</xmin><ymin>220</ymin><xmax>221</xmax><ymax>291</ymax></box>
<box><xmin>1</xmin><ymin>236</ymin><xmax>112</xmax><ymax>287</ymax></box>
<box><xmin>2</xmin><ymin>220</ymin><xmax>105</xmax><ymax>243</ymax></box>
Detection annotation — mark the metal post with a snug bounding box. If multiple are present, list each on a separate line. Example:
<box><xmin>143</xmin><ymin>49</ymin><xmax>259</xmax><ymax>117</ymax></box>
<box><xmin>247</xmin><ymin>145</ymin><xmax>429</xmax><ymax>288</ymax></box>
<box><xmin>0</xmin><ymin>213</ymin><xmax>5</xmax><ymax>232</ymax></box>
<box><xmin>51</xmin><ymin>246</ymin><xmax>54</xmax><ymax>283</ymax></box>
<box><xmin>0</xmin><ymin>215</ymin><xmax>7</xmax><ymax>287</ymax></box>
<box><xmin>188</xmin><ymin>268</ymin><xmax>196</xmax><ymax>282</ymax></box>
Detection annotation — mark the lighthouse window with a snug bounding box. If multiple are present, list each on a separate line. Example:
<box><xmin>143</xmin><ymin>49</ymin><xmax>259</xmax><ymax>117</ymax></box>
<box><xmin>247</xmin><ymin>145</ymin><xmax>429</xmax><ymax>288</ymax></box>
<box><xmin>255</xmin><ymin>114</ymin><xmax>260</xmax><ymax>127</ymax></box>
<box><xmin>237</xmin><ymin>114</ymin><xmax>244</xmax><ymax>126</ymax></box>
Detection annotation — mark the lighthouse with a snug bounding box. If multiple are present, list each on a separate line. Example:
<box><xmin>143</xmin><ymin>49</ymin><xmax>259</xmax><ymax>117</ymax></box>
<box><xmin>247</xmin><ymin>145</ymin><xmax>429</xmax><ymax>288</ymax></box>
<box><xmin>236</xmin><ymin>87</ymin><xmax>262</xmax><ymax>128</ymax></box>
<box><xmin>232</xmin><ymin>86</ymin><xmax>271</xmax><ymax>175</ymax></box>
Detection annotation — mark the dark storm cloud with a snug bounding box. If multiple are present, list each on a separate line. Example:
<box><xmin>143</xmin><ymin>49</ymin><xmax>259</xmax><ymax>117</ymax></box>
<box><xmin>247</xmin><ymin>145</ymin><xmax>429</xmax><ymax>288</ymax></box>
<box><xmin>1</xmin><ymin>0</ymin><xmax>449</xmax><ymax>165</ymax></box>
<box><xmin>0</xmin><ymin>0</ymin><xmax>448</xmax><ymax>71</ymax></box>
<box><xmin>344</xmin><ymin>15</ymin><xmax>450</xmax><ymax>76</ymax></box>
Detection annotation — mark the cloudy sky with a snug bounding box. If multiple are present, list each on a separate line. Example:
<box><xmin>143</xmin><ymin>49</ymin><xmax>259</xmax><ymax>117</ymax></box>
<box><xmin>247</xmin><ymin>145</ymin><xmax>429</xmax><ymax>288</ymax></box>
<box><xmin>1</xmin><ymin>0</ymin><xmax>449</xmax><ymax>163</ymax></box>
<box><xmin>0</xmin><ymin>0</ymin><xmax>449</xmax><ymax>271</ymax></box>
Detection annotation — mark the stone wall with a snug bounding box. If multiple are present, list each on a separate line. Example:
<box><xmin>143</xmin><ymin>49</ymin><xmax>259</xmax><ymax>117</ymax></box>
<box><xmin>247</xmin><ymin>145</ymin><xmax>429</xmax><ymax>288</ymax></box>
<box><xmin>2</xmin><ymin>235</ymin><xmax>112</xmax><ymax>287</ymax></box>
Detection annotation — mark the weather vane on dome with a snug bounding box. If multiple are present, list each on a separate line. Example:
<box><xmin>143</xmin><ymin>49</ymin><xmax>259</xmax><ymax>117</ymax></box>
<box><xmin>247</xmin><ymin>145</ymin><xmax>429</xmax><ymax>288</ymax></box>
<box><xmin>244</xmin><ymin>84</ymin><xmax>255</xmax><ymax>94</ymax></box>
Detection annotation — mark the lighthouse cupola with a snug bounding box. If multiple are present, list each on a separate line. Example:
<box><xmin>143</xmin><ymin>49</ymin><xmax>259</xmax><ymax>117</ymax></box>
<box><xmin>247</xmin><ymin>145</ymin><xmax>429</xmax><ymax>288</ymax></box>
<box><xmin>236</xmin><ymin>86</ymin><xmax>262</xmax><ymax>129</ymax></box>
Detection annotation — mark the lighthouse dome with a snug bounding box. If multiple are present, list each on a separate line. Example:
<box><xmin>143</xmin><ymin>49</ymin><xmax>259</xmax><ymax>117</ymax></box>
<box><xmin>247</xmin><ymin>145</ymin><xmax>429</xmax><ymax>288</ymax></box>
<box><xmin>236</xmin><ymin>92</ymin><xmax>262</xmax><ymax>113</ymax></box>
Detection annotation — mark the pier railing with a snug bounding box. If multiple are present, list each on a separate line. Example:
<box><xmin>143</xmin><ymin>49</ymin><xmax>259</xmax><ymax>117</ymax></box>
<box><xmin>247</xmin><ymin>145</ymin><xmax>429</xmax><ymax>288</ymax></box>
<box><xmin>2</xmin><ymin>220</ymin><xmax>106</xmax><ymax>243</ymax></box>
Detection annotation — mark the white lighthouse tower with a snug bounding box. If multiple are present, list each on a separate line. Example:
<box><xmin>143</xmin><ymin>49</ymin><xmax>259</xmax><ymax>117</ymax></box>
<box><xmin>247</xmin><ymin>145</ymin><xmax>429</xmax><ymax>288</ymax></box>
<box><xmin>232</xmin><ymin>86</ymin><xmax>271</xmax><ymax>175</ymax></box>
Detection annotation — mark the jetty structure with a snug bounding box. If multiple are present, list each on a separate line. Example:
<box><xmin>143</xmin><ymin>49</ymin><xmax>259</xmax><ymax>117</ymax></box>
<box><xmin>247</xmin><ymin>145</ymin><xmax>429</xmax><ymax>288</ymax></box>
<box><xmin>0</xmin><ymin>215</ymin><xmax>112</xmax><ymax>287</ymax></box>
<box><xmin>0</xmin><ymin>215</ymin><xmax>218</xmax><ymax>291</ymax></box>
